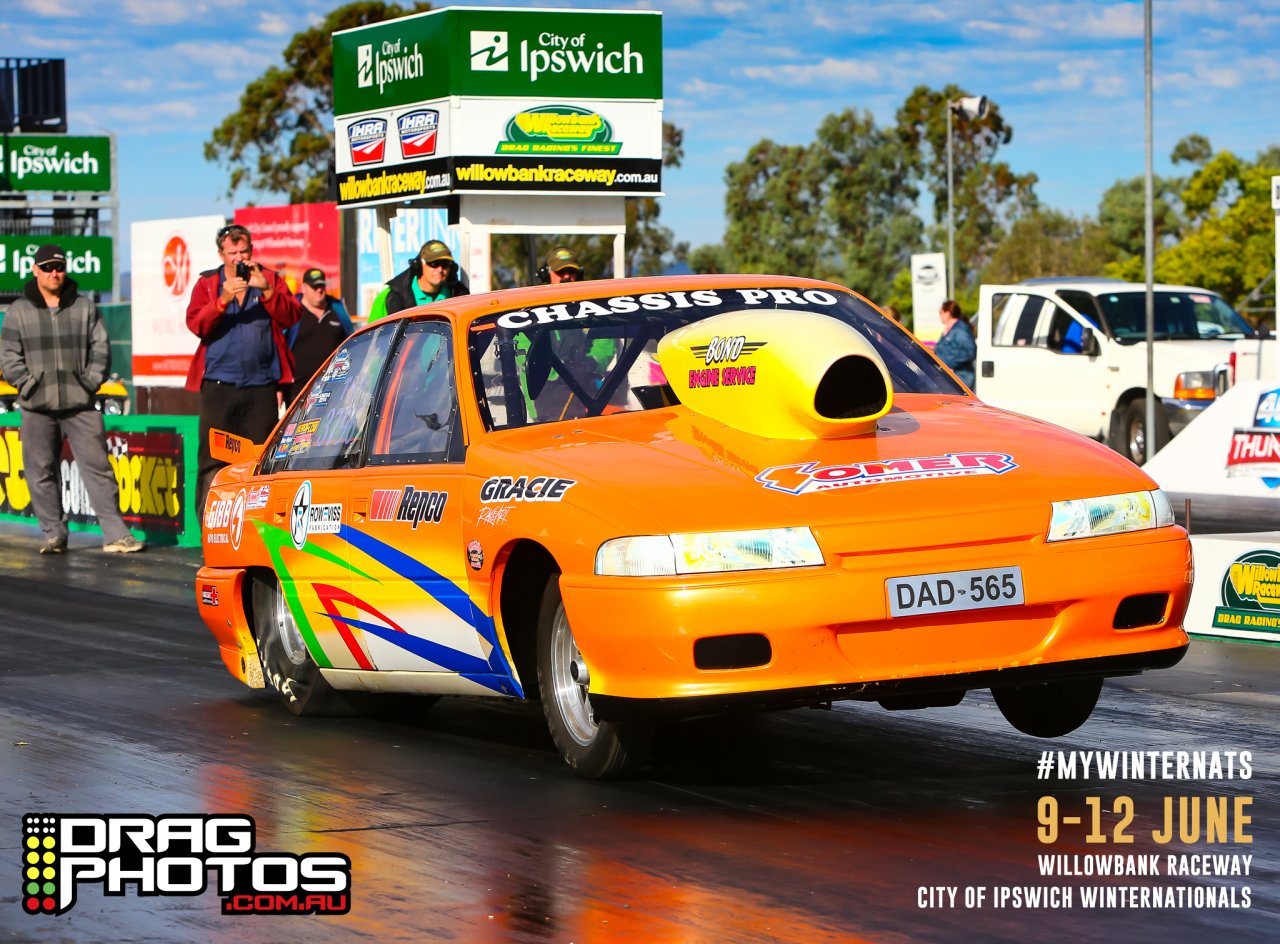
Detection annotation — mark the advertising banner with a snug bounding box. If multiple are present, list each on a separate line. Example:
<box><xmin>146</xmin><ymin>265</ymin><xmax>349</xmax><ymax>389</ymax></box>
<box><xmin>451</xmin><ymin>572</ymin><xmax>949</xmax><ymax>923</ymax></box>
<box><xmin>130</xmin><ymin>216</ymin><xmax>223</xmax><ymax>387</ymax></box>
<box><xmin>0</xmin><ymin>414</ymin><xmax>200</xmax><ymax>546</ymax></box>
<box><xmin>331</xmin><ymin>7</ymin><xmax>662</xmax><ymax>207</ymax></box>
<box><xmin>354</xmin><ymin>206</ymin><xmax>459</xmax><ymax>319</ymax></box>
<box><xmin>0</xmin><ymin>134</ymin><xmax>113</xmax><ymax>192</ymax></box>
<box><xmin>333</xmin><ymin>8</ymin><xmax>662</xmax><ymax>116</ymax></box>
<box><xmin>234</xmin><ymin>202</ymin><xmax>341</xmax><ymax>296</ymax></box>
<box><xmin>0</xmin><ymin>235</ymin><xmax>113</xmax><ymax>293</ymax></box>
<box><xmin>911</xmin><ymin>252</ymin><xmax>947</xmax><ymax>343</ymax></box>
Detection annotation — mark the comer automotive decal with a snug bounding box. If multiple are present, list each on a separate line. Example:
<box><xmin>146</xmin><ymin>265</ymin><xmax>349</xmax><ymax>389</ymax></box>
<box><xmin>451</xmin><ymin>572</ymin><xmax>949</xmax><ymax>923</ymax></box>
<box><xmin>1212</xmin><ymin>549</ymin><xmax>1280</xmax><ymax>635</ymax></box>
<box><xmin>20</xmin><ymin>813</ymin><xmax>349</xmax><ymax>916</ymax></box>
<box><xmin>757</xmin><ymin>453</ymin><xmax>1019</xmax><ymax>495</ymax></box>
<box><xmin>498</xmin><ymin>105</ymin><xmax>621</xmax><ymax>155</ymax></box>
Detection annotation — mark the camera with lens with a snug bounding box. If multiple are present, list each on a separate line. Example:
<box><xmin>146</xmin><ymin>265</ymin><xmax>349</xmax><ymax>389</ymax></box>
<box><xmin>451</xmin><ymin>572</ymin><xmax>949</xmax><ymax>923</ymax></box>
<box><xmin>235</xmin><ymin>261</ymin><xmax>250</xmax><ymax>281</ymax></box>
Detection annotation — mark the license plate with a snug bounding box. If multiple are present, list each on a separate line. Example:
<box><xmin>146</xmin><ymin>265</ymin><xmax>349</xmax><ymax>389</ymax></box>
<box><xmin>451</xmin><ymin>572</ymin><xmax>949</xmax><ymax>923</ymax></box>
<box><xmin>887</xmin><ymin>566</ymin><xmax>1025</xmax><ymax>617</ymax></box>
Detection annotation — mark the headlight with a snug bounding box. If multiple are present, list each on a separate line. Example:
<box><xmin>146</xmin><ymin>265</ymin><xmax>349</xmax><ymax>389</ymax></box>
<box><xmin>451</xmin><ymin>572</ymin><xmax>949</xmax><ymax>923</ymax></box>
<box><xmin>1173</xmin><ymin>370</ymin><xmax>1216</xmax><ymax>400</ymax></box>
<box><xmin>1047</xmin><ymin>490</ymin><xmax>1174</xmax><ymax>542</ymax></box>
<box><xmin>596</xmin><ymin>527</ymin><xmax>825</xmax><ymax>576</ymax></box>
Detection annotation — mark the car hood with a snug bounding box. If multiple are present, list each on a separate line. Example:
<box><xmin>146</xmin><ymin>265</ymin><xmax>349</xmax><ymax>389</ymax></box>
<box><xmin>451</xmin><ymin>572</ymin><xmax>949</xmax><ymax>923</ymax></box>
<box><xmin>471</xmin><ymin>394</ymin><xmax>1159</xmax><ymax>551</ymax></box>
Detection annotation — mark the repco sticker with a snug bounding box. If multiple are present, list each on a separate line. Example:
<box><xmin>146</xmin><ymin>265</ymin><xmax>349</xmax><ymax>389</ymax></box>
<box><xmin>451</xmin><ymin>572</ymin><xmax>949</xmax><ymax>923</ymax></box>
<box><xmin>368</xmin><ymin>487</ymin><xmax>448</xmax><ymax>528</ymax></box>
<box><xmin>479</xmin><ymin>475</ymin><xmax>575</xmax><ymax>502</ymax></box>
<box><xmin>757</xmin><ymin>453</ymin><xmax>1018</xmax><ymax>495</ymax></box>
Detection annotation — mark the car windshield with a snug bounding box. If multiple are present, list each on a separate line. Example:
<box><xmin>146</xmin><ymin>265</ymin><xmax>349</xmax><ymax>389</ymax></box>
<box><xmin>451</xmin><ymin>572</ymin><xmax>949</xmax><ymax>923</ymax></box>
<box><xmin>1095</xmin><ymin>291</ymin><xmax>1255</xmax><ymax>341</ymax></box>
<box><xmin>467</xmin><ymin>285</ymin><xmax>964</xmax><ymax>430</ymax></box>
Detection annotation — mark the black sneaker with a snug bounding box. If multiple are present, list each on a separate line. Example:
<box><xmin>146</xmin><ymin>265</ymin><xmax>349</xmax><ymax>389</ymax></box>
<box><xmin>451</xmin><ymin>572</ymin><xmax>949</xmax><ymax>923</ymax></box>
<box><xmin>103</xmin><ymin>535</ymin><xmax>146</xmax><ymax>554</ymax></box>
<box><xmin>39</xmin><ymin>536</ymin><xmax>67</xmax><ymax>555</ymax></box>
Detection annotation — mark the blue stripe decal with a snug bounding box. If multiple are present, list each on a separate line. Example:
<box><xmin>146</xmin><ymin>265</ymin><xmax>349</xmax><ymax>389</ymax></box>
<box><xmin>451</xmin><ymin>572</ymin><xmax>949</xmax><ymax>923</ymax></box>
<box><xmin>334</xmin><ymin>615</ymin><xmax>493</xmax><ymax>676</ymax></box>
<box><xmin>337</xmin><ymin>524</ymin><xmax>520</xmax><ymax>694</ymax></box>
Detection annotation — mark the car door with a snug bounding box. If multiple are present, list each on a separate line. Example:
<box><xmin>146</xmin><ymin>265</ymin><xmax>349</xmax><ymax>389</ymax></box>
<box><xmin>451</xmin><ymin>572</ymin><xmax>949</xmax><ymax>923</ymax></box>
<box><xmin>254</xmin><ymin>322</ymin><xmax>400</xmax><ymax>672</ymax></box>
<box><xmin>344</xmin><ymin>319</ymin><xmax>516</xmax><ymax>696</ymax></box>
<box><xmin>977</xmin><ymin>290</ymin><xmax>1111</xmax><ymax>438</ymax></box>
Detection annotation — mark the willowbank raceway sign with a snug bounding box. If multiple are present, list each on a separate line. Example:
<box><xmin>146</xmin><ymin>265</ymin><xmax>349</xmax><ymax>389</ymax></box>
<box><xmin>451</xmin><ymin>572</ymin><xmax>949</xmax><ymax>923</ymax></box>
<box><xmin>331</xmin><ymin>6</ymin><xmax>663</xmax><ymax>207</ymax></box>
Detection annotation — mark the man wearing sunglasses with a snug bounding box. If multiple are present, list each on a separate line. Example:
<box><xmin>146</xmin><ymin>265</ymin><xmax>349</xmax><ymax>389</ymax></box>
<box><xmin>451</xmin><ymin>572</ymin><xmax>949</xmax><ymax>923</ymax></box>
<box><xmin>185</xmin><ymin>223</ymin><xmax>300</xmax><ymax>506</ymax></box>
<box><xmin>0</xmin><ymin>244</ymin><xmax>145</xmax><ymax>554</ymax></box>
<box><xmin>366</xmin><ymin>239</ymin><xmax>468</xmax><ymax>324</ymax></box>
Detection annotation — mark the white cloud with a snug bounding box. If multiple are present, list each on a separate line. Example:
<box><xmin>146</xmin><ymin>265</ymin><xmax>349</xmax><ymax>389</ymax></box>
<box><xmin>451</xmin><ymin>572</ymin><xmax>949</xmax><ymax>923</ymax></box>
<box><xmin>741</xmin><ymin>57</ymin><xmax>881</xmax><ymax>86</ymax></box>
<box><xmin>121</xmin><ymin>0</ymin><xmax>213</xmax><ymax>26</ymax></box>
<box><xmin>967</xmin><ymin>19</ymin><xmax>1044</xmax><ymax>42</ymax></box>
<box><xmin>257</xmin><ymin>13</ymin><xmax>289</xmax><ymax>37</ymax></box>
<box><xmin>1079</xmin><ymin>4</ymin><xmax>1144</xmax><ymax>39</ymax></box>
<box><xmin>20</xmin><ymin>0</ymin><xmax>77</xmax><ymax>16</ymax></box>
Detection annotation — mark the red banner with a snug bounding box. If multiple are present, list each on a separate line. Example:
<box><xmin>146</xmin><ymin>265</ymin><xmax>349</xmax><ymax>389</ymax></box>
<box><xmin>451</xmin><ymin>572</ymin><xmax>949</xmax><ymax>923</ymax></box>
<box><xmin>234</xmin><ymin>202</ymin><xmax>341</xmax><ymax>297</ymax></box>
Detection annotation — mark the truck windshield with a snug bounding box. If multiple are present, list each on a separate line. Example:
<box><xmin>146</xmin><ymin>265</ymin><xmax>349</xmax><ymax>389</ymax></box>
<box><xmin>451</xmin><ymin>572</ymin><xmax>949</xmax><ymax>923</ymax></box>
<box><xmin>1097</xmin><ymin>291</ymin><xmax>1255</xmax><ymax>341</ymax></box>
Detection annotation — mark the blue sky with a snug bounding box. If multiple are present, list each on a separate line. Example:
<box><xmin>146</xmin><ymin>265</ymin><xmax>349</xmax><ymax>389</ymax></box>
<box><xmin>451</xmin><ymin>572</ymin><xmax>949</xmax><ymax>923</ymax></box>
<box><xmin>8</xmin><ymin>0</ymin><xmax>1280</xmax><ymax>267</ymax></box>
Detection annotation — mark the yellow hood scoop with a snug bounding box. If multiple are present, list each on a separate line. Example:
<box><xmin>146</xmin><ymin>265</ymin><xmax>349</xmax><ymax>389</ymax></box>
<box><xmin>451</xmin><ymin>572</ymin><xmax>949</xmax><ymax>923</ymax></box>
<box><xmin>657</xmin><ymin>309</ymin><xmax>893</xmax><ymax>440</ymax></box>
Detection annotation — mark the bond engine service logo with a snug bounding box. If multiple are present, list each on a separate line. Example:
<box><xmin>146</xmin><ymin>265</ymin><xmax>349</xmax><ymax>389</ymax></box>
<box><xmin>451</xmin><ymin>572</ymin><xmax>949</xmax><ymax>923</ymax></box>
<box><xmin>348</xmin><ymin>118</ymin><xmax>388</xmax><ymax>166</ymax></box>
<box><xmin>1213</xmin><ymin>548</ymin><xmax>1280</xmax><ymax>634</ymax></box>
<box><xmin>21</xmin><ymin>813</ymin><xmax>349</xmax><ymax>916</ymax></box>
<box><xmin>470</xmin><ymin>31</ymin><xmax>509</xmax><ymax>71</ymax></box>
<box><xmin>498</xmin><ymin>105</ymin><xmax>620</xmax><ymax>155</ymax></box>
<box><xmin>398</xmin><ymin>109</ymin><xmax>439</xmax><ymax>158</ymax></box>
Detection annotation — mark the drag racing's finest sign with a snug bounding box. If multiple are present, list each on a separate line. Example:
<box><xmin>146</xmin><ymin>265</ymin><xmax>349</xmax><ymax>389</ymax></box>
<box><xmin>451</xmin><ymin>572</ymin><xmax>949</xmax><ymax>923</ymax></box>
<box><xmin>1212</xmin><ymin>549</ymin><xmax>1280</xmax><ymax>636</ymax></box>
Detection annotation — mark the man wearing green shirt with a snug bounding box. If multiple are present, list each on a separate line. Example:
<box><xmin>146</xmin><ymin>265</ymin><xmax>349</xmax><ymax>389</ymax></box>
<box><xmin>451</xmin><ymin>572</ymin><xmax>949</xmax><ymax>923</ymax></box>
<box><xmin>366</xmin><ymin>240</ymin><xmax>468</xmax><ymax>323</ymax></box>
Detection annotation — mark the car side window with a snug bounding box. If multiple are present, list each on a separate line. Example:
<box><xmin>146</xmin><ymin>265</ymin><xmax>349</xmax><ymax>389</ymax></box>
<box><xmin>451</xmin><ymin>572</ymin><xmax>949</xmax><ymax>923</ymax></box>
<box><xmin>993</xmin><ymin>295</ymin><xmax>1044</xmax><ymax>347</ymax></box>
<box><xmin>261</xmin><ymin>325</ymin><xmax>398</xmax><ymax>473</ymax></box>
<box><xmin>367</xmin><ymin>320</ymin><xmax>463</xmax><ymax>465</ymax></box>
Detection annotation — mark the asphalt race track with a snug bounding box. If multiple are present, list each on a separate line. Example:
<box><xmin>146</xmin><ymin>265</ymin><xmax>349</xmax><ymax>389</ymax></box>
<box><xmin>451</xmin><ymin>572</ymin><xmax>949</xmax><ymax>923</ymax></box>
<box><xmin>0</xmin><ymin>518</ymin><xmax>1276</xmax><ymax>943</ymax></box>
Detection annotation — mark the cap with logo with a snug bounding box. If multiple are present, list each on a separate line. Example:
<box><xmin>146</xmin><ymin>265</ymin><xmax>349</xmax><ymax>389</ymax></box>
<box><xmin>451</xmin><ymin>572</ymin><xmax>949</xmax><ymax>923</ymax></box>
<box><xmin>418</xmin><ymin>240</ymin><xmax>455</xmax><ymax>265</ymax></box>
<box><xmin>545</xmin><ymin>247</ymin><xmax>582</xmax><ymax>273</ymax></box>
<box><xmin>33</xmin><ymin>244</ymin><xmax>67</xmax><ymax>267</ymax></box>
<box><xmin>303</xmin><ymin>268</ymin><xmax>326</xmax><ymax>288</ymax></box>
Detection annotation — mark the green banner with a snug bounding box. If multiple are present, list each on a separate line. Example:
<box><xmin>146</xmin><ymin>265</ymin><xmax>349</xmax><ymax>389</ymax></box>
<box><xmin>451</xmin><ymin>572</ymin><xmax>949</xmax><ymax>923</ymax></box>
<box><xmin>334</xmin><ymin>8</ymin><xmax>662</xmax><ymax>116</ymax></box>
<box><xmin>0</xmin><ymin>134</ymin><xmax>113</xmax><ymax>192</ymax></box>
<box><xmin>0</xmin><ymin>236</ymin><xmax>113</xmax><ymax>293</ymax></box>
<box><xmin>0</xmin><ymin>414</ymin><xmax>199</xmax><ymax>547</ymax></box>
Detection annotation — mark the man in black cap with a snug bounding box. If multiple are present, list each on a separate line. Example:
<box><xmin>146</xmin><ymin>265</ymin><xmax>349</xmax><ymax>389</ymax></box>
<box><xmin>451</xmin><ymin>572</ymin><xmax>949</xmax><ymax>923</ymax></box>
<box><xmin>0</xmin><ymin>244</ymin><xmax>145</xmax><ymax>554</ymax></box>
<box><xmin>285</xmin><ymin>267</ymin><xmax>354</xmax><ymax>403</ymax></box>
<box><xmin>540</xmin><ymin>246</ymin><xmax>585</xmax><ymax>284</ymax></box>
<box><xmin>366</xmin><ymin>239</ymin><xmax>468</xmax><ymax>323</ymax></box>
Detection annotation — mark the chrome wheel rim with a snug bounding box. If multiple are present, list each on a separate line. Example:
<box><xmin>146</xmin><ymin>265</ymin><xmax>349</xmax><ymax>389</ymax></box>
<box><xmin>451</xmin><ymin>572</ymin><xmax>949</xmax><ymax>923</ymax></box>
<box><xmin>549</xmin><ymin>603</ymin><xmax>597</xmax><ymax>746</ymax></box>
<box><xmin>274</xmin><ymin>583</ymin><xmax>308</xmax><ymax>667</ymax></box>
<box><xmin>1127</xmin><ymin>417</ymin><xmax>1146</xmax><ymax>464</ymax></box>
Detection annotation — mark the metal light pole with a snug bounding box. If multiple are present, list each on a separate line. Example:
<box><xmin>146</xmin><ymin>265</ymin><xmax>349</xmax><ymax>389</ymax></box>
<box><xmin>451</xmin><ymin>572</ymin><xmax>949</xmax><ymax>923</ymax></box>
<box><xmin>1143</xmin><ymin>0</ymin><xmax>1156</xmax><ymax>462</ymax></box>
<box><xmin>945</xmin><ymin>95</ymin><xmax>990</xmax><ymax>300</ymax></box>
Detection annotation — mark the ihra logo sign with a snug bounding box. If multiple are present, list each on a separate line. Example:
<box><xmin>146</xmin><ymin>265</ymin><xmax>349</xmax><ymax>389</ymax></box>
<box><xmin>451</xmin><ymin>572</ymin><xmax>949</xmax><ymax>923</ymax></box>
<box><xmin>21</xmin><ymin>813</ymin><xmax>350</xmax><ymax>916</ymax></box>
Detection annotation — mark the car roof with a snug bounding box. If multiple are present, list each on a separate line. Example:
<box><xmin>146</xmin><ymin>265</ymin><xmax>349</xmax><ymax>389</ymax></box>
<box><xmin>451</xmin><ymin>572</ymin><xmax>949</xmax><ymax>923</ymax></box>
<box><xmin>366</xmin><ymin>273</ymin><xmax>865</xmax><ymax>331</ymax></box>
<box><xmin>1017</xmin><ymin>277</ymin><xmax>1220</xmax><ymax>295</ymax></box>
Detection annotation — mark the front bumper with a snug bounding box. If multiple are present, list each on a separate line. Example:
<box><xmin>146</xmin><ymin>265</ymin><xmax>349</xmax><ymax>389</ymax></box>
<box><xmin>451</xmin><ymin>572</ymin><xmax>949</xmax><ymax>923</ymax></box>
<box><xmin>1161</xmin><ymin>397</ymin><xmax>1212</xmax><ymax>437</ymax></box>
<box><xmin>559</xmin><ymin>526</ymin><xmax>1193</xmax><ymax>710</ymax></box>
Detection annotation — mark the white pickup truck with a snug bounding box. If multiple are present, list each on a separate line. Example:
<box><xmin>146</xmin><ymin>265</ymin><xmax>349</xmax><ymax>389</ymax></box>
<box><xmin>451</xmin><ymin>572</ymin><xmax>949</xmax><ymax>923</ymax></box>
<box><xmin>975</xmin><ymin>278</ymin><xmax>1263</xmax><ymax>464</ymax></box>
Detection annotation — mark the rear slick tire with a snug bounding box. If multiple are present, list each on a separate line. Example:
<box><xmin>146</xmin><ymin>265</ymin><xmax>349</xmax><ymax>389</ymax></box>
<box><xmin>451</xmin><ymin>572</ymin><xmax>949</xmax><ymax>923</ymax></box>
<box><xmin>536</xmin><ymin>574</ymin><xmax>651</xmax><ymax>779</ymax></box>
<box><xmin>252</xmin><ymin>572</ymin><xmax>348</xmax><ymax>717</ymax></box>
<box><xmin>992</xmin><ymin>677</ymin><xmax>1103</xmax><ymax>738</ymax></box>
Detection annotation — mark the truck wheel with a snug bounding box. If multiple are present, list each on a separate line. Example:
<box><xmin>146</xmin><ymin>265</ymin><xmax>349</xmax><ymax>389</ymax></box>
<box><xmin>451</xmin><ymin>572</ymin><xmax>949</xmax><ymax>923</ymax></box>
<box><xmin>992</xmin><ymin>678</ymin><xmax>1102</xmax><ymax>738</ymax></box>
<box><xmin>252</xmin><ymin>572</ymin><xmax>347</xmax><ymax>716</ymax></box>
<box><xmin>536</xmin><ymin>574</ymin><xmax>651</xmax><ymax>779</ymax></box>
<box><xmin>1115</xmin><ymin>397</ymin><xmax>1170</xmax><ymax>465</ymax></box>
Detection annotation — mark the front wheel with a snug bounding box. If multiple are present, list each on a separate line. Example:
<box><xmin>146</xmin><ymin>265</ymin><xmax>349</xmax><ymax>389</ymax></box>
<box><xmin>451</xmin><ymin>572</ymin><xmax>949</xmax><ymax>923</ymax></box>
<box><xmin>992</xmin><ymin>677</ymin><xmax>1103</xmax><ymax>738</ymax></box>
<box><xmin>536</xmin><ymin>574</ymin><xmax>651</xmax><ymax>779</ymax></box>
<box><xmin>1113</xmin><ymin>397</ymin><xmax>1169</xmax><ymax>465</ymax></box>
<box><xmin>252</xmin><ymin>572</ymin><xmax>347</xmax><ymax>716</ymax></box>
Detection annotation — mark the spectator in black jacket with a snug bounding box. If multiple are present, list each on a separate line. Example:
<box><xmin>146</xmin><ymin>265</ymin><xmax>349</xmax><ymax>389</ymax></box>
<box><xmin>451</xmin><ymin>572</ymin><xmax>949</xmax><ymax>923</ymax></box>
<box><xmin>366</xmin><ymin>240</ymin><xmax>468</xmax><ymax>323</ymax></box>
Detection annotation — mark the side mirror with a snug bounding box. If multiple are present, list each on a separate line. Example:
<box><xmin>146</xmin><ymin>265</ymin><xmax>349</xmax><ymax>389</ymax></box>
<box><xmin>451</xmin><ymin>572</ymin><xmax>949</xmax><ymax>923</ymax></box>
<box><xmin>1082</xmin><ymin>329</ymin><xmax>1101</xmax><ymax>357</ymax></box>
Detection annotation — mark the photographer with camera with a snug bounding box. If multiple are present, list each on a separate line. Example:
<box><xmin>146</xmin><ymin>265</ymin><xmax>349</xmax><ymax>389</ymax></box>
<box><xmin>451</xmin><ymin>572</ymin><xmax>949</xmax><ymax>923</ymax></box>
<box><xmin>366</xmin><ymin>239</ymin><xmax>468</xmax><ymax>324</ymax></box>
<box><xmin>185</xmin><ymin>223</ymin><xmax>299</xmax><ymax>506</ymax></box>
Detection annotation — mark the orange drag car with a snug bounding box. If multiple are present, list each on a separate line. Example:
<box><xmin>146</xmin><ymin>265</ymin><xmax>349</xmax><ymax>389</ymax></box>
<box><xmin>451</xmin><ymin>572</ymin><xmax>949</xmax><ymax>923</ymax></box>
<box><xmin>195</xmin><ymin>275</ymin><xmax>1191</xmax><ymax>778</ymax></box>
